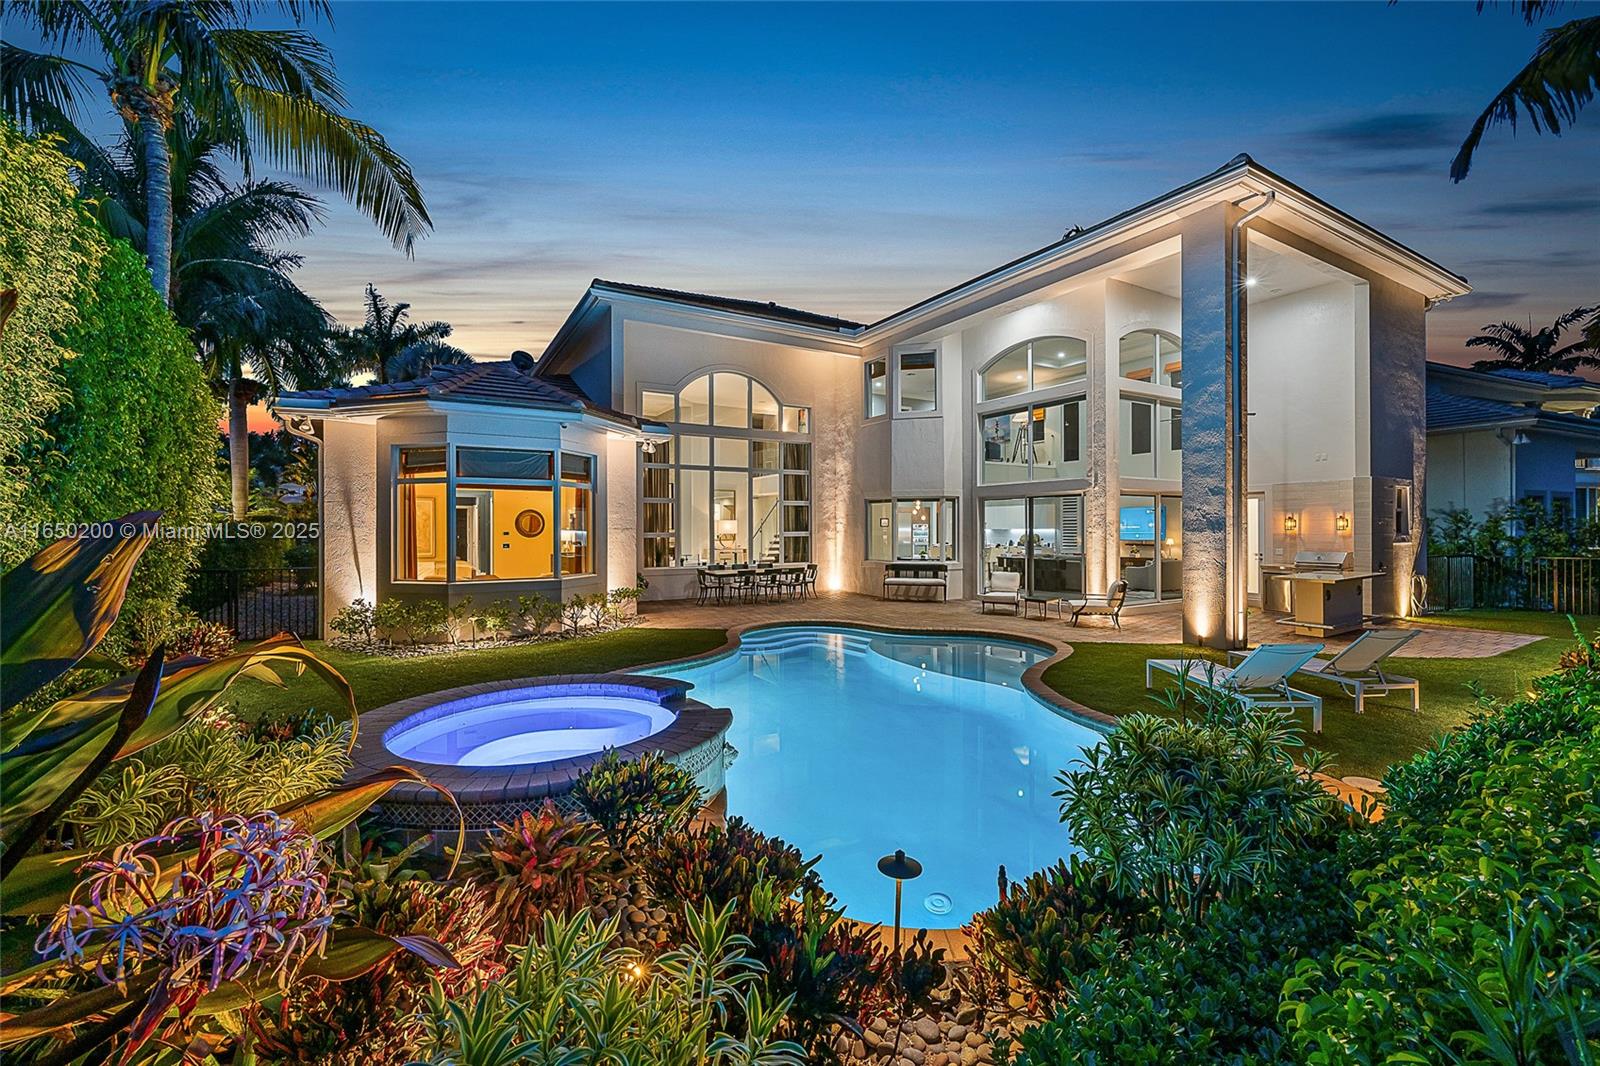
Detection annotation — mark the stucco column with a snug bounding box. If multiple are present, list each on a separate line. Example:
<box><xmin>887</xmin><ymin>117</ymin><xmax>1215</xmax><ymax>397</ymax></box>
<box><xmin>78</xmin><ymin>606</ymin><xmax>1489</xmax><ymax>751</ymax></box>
<box><xmin>1180</xmin><ymin>203</ymin><xmax>1247</xmax><ymax>648</ymax></box>
<box><xmin>1087</xmin><ymin>323</ymin><xmax>1113</xmax><ymax>595</ymax></box>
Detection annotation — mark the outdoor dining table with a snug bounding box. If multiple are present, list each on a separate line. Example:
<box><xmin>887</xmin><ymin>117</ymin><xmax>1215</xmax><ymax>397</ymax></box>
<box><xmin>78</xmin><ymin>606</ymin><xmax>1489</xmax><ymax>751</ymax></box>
<box><xmin>697</xmin><ymin>563</ymin><xmax>809</xmax><ymax>604</ymax></box>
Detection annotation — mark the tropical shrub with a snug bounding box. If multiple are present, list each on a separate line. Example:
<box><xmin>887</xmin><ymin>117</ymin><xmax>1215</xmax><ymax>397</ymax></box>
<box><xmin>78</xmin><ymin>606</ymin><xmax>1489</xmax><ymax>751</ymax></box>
<box><xmin>607</xmin><ymin>583</ymin><xmax>644</xmax><ymax>624</ymax></box>
<box><xmin>0</xmin><ymin>519</ymin><xmax>460</xmax><ymax>1063</ymax></box>
<box><xmin>977</xmin><ymin>857</ymin><xmax>1151</xmax><ymax>1011</ymax></box>
<box><xmin>411</xmin><ymin>904</ymin><xmax>805</xmax><ymax>1066</ymax></box>
<box><xmin>1</xmin><ymin>123</ymin><xmax>219</xmax><ymax>627</ymax></box>
<box><xmin>645</xmin><ymin>817</ymin><xmax>820</xmax><ymax>916</ymax></box>
<box><xmin>467</xmin><ymin>801</ymin><xmax>616</xmax><ymax>946</ymax></box>
<box><xmin>330</xmin><ymin>597</ymin><xmax>378</xmax><ymax>644</ymax></box>
<box><xmin>66</xmin><ymin>705</ymin><xmax>352</xmax><ymax>848</ymax></box>
<box><xmin>513</xmin><ymin>592</ymin><xmax>562</xmax><ymax>637</ymax></box>
<box><xmin>745</xmin><ymin>879</ymin><xmax>946</xmax><ymax>1062</ymax></box>
<box><xmin>258</xmin><ymin>842</ymin><xmax>504</xmax><ymax>1065</ymax></box>
<box><xmin>572</xmin><ymin>749</ymin><xmax>701</xmax><ymax>852</ymax></box>
<box><xmin>1054</xmin><ymin>705</ymin><xmax>1343</xmax><ymax>925</ymax></box>
<box><xmin>1285</xmin><ymin>640</ymin><xmax>1600</xmax><ymax>1064</ymax></box>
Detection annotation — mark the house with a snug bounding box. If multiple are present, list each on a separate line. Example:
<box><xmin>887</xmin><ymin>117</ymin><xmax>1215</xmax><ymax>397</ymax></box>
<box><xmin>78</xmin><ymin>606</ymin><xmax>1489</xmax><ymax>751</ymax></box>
<box><xmin>1425</xmin><ymin>362</ymin><xmax>1600</xmax><ymax>523</ymax></box>
<box><xmin>276</xmin><ymin>154</ymin><xmax>1470</xmax><ymax>648</ymax></box>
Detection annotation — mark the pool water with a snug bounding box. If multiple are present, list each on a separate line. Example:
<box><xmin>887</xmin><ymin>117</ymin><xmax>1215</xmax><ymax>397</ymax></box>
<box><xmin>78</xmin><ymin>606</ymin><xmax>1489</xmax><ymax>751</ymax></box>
<box><xmin>646</xmin><ymin>626</ymin><xmax>1104</xmax><ymax>925</ymax></box>
<box><xmin>384</xmin><ymin>694</ymin><xmax>675</xmax><ymax>766</ymax></box>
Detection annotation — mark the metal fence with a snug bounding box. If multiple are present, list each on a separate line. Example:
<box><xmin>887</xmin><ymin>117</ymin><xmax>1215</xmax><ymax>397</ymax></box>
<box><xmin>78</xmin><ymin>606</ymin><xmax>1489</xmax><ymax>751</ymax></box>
<box><xmin>1427</xmin><ymin>555</ymin><xmax>1600</xmax><ymax>614</ymax></box>
<box><xmin>185</xmin><ymin>567</ymin><xmax>319</xmax><ymax>640</ymax></box>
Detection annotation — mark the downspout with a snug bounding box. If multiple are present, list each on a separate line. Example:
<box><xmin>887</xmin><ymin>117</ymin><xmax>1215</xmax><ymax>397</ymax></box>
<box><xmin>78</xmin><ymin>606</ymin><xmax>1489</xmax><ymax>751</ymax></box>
<box><xmin>1229</xmin><ymin>190</ymin><xmax>1275</xmax><ymax>647</ymax></box>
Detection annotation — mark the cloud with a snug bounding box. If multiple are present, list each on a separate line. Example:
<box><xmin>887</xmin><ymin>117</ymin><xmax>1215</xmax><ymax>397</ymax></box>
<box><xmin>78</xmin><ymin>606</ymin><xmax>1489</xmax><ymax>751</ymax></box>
<box><xmin>1298</xmin><ymin>112</ymin><xmax>1459</xmax><ymax>152</ymax></box>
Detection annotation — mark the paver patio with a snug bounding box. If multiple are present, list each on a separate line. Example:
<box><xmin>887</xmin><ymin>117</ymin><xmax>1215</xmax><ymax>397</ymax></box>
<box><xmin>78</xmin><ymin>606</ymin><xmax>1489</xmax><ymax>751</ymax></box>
<box><xmin>638</xmin><ymin>591</ymin><xmax>1539</xmax><ymax>658</ymax></box>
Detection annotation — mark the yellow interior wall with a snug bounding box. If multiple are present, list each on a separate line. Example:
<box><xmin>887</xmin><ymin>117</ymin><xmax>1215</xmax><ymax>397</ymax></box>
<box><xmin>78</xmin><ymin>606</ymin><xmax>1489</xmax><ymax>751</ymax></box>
<box><xmin>487</xmin><ymin>486</ymin><xmax>554</xmax><ymax>579</ymax></box>
<box><xmin>406</xmin><ymin>482</ymin><xmax>449</xmax><ymax>580</ymax></box>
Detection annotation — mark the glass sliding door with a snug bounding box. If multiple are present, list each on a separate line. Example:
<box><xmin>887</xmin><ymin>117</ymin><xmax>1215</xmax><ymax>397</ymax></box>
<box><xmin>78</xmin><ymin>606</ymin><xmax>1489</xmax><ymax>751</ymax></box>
<box><xmin>980</xmin><ymin>495</ymin><xmax>1084</xmax><ymax>596</ymax></box>
<box><xmin>1118</xmin><ymin>493</ymin><xmax>1182</xmax><ymax>603</ymax></box>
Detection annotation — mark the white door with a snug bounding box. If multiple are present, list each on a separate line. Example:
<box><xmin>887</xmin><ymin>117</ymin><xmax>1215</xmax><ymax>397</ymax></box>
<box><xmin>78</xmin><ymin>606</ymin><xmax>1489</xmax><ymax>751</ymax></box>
<box><xmin>1246</xmin><ymin>495</ymin><xmax>1263</xmax><ymax>601</ymax></box>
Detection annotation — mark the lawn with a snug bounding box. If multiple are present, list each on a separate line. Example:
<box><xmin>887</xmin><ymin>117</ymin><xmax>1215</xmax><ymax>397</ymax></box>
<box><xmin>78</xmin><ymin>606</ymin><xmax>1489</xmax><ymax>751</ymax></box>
<box><xmin>1041</xmin><ymin>610</ymin><xmax>1596</xmax><ymax>780</ymax></box>
<box><xmin>232</xmin><ymin>627</ymin><xmax>728</xmax><ymax>722</ymax></box>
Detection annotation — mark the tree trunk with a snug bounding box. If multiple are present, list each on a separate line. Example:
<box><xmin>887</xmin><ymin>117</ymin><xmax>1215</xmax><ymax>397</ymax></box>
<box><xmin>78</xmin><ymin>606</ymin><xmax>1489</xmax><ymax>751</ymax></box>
<box><xmin>139</xmin><ymin>111</ymin><xmax>174</xmax><ymax>305</ymax></box>
<box><xmin>228</xmin><ymin>378</ymin><xmax>251</xmax><ymax>520</ymax></box>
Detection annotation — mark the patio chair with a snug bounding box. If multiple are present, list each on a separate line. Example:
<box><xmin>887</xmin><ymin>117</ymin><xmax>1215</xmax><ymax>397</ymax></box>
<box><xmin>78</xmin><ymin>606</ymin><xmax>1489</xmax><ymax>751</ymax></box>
<box><xmin>980</xmin><ymin>571</ymin><xmax>1022</xmax><ymax>614</ymax></box>
<box><xmin>696</xmin><ymin>569</ymin><xmax>723</xmax><ymax>606</ymax></box>
<box><xmin>1068</xmin><ymin>581</ymin><xmax>1129</xmax><ymax>630</ymax></box>
<box><xmin>1284</xmin><ymin>628</ymin><xmax>1421</xmax><ymax>713</ymax></box>
<box><xmin>1145</xmin><ymin>643</ymin><xmax>1327</xmax><ymax>732</ymax></box>
<box><xmin>802</xmin><ymin>563</ymin><xmax>818</xmax><ymax>597</ymax></box>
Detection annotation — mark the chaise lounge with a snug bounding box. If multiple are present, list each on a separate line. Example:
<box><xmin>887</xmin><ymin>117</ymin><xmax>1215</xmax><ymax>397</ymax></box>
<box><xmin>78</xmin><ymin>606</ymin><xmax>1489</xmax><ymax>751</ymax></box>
<box><xmin>1145</xmin><ymin>643</ymin><xmax>1326</xmax><ymax>731</ymax></box>
<box><xmin>1284</xmin><ymin>627</ymin><xmax>1421</xmax><ymax>713</ymax></box>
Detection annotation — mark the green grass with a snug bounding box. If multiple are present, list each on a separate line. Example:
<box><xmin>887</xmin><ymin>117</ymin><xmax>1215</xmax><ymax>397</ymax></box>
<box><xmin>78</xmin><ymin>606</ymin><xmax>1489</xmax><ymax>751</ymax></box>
<box><xmin>1041</xmin><ymin>611</ymin><xmax>1596</xmax><ymax>781</ymax></box>
<box><xmin>232</xmin><ymin>628</ymin><xmax>728</xmax><ymax>723</ymax></box>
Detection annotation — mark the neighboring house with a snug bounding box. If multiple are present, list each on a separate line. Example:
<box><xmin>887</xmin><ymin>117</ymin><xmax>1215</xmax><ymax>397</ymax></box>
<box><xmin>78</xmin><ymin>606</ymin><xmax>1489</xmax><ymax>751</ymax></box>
<box><xmin>276</xmin><ymin>154</ymin><xmax>1470</xmax><ymax>648</ymax></box>
<box><xmin>1426</xmin><ymin>363</ymin><xmax>1600</xmax><ymax>524</ymax></box>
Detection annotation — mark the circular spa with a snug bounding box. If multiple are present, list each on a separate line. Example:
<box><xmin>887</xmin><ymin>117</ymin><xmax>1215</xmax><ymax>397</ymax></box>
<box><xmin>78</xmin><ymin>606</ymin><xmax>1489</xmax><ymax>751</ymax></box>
<box><xmin>350</xmin><ymin>675</ymin><xmax>732</xmax><ymax>834</ymax></box>
<box><xmin>643</xmin><ymin>625</ymin><xmax>1108</xmax><ymax>927</ymax></box>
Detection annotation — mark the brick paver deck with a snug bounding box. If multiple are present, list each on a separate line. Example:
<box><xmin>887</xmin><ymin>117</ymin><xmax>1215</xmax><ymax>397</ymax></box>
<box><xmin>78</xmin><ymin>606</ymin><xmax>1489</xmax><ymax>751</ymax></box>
<box><xmin>640</xmin><ymin>591</ymin><xmax>1540</xmax><ymax>658</ymax></box>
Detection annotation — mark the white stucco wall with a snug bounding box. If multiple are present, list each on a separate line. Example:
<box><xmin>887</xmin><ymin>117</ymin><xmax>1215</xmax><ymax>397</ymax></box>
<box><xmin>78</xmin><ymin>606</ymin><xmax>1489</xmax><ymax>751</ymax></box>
<box><xmin>1248</xmin><ymin>281</ymin><xmax>1361</xmax><ymax>487</ymax></box>
<box><xmin>319</xmin><ymin>419</ymin><xmax>379</xmax><ymax>636</ymax></box>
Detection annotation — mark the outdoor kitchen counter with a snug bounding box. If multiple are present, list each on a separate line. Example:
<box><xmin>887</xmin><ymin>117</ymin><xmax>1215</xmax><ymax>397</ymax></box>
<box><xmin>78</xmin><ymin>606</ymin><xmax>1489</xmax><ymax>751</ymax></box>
<box><xmin>1277</xmin><ymin>568</ymin><xmax>1385</xmax><ymax>637</ymax></box>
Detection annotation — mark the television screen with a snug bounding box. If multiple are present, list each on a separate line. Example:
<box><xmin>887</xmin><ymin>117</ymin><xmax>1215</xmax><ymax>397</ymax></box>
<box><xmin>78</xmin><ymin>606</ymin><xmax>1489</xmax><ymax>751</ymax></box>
<box><xmin>1119</xmin><ymin>505</ymin><xmax>1164</xmax><ymax>542</ymax></box>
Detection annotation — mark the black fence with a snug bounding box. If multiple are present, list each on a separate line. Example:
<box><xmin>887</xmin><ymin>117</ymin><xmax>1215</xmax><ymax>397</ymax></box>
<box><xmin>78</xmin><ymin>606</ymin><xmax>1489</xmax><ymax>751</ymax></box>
<box><xmin>1426</xmin><ymin>555</ymin><xmax>1600</xmax><ymax>614</ymax></box>
<box><xmin>185</xmin><ymin>567</ymin><xmax>319</xmax><ymax>640</ymax></box>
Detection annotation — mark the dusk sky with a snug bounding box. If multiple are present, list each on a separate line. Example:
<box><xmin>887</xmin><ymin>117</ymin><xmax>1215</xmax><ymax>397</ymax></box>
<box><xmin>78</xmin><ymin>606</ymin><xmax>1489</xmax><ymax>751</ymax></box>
<box><xmin>29</xmin><ymin>2</ymin><xmax>1600</xmax><ymax>366</ymax></box>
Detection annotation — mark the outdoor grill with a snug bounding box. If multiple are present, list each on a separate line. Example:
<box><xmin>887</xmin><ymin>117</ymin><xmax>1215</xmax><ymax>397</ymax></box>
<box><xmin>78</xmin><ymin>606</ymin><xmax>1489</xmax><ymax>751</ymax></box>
<box><xmin>1266</xmin><ymin>550</ymin><xmax>1380</xmax><ymax>637</ymax></box>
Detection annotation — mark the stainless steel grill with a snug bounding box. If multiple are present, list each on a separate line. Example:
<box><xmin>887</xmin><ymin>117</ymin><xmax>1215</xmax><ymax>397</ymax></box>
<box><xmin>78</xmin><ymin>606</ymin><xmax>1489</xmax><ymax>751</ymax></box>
<box><xmin>1292</xmin><ymin>550</ymin><xmax>1354</xmax><ymax>574</ymax></box>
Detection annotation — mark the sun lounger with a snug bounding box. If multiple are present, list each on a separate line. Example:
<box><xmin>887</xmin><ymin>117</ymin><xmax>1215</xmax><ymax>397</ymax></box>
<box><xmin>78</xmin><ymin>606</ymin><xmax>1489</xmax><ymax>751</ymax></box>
<box><xmin>1146</xmin><ymin>643</ymin><xmax>1326</xmax><ymax>731</ymax></box>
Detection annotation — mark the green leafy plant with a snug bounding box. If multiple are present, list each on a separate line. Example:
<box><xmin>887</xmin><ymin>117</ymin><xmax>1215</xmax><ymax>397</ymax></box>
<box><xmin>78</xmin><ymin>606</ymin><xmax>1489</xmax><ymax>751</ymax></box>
<box><xmin>330</xmin><ymin>598</ymin><xmax>378</xmax><ymax>644</ymax></box>
<box><xmin>412</xmin><ymin>903</ymin><xmax>805</xmax><ymax>1066</ymax></box>
<box><xmin>513</xmin><ymin>593</ymin><xmax>562</xmax><ymax>638</ymax></box>
<box><xmin>467</xmin><ymin>801</ymin><xmax>616</xmax><ymax>947</ymax></box>
<box><xmin>572</xmin><ymin>749</ymin><xmax>701</xmax><ymax>852</ymax></box>
<box><xmin>645</xmin><ymin>817</ymin><xmax>820</xmax><ymax>917</ymax></box>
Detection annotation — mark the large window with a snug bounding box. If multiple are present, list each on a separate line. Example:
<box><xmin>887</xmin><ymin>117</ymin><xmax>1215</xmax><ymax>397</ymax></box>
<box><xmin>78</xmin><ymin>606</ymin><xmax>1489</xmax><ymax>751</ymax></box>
<box><xmin>981</xmin><ymin>495</ymin><xmax>1084</xmax><ymax>596</ymax></box>
<box><xmin>1118</xmin><ymin>398</ymin><xmax>1181</xmax><ymax>480</ymax></box>
<box><xmin>980</xmin><ymin>337</ymin><xmax>1087</xmax><ymax>401</ymax></box>
<box><xmin>1119</xmin><ymin>329</ymin><xmax>1182</xmax><ymax>388</ymax></box>
<box><xmin>897</xmin><ymin>352</ymin><xmax>937</xmax><ymax>414</ymax></box>
<box><xmin>1119</xmin><ymin>494</ymin><xmax>1183</xmax><ymax>603</ymax></box>
<box><xmin>980</xmin><ymin>399</ymin><xmax>1087</xmax><ymax>484</ymax></box>
<box><xmin>867</xmin><ymin>498</ymin><xmax>957</xmax><ymax>561</ymax></box>
<box><xmin>640</xmin><ymin>372</ymin><xmax>812</xmax><ymax>567</ymax></box>
<box><xmin>394</xmin><ymin>445</ymin><xmax>593</xmax><ymax>583</ymax></box>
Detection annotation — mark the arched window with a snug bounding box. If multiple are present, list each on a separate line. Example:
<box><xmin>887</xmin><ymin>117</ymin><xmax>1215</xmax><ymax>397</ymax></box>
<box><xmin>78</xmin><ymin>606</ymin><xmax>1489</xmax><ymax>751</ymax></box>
<box><xmin>1118</xmin><ymin>329</ymin><xmax>1181</xmax><ymax>388</ymax></box>
<box><xmin>979</xmin><ymin>336</ymin><xmax>1087</xmax><ymax>401</ymax></box>
<box><xmin>638</xmin><ymin>373</ymin><xmax>812</xmax><ymax>568</ymax></box>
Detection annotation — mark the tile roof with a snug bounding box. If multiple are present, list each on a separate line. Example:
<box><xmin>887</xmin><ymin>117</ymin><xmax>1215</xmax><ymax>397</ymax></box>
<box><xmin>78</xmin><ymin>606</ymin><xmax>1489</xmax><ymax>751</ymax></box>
<box><xmin>1483</xmin><ymin>367</ymin><xmax>1594</xmax><ymax>389</ymax></box>
<box><xmin>276</xmin><ymin>360</ymin><xmax>656</xmax><ymax>429</ymax></box>
<box><xmin>1427</xmin><ymin>383</ymin><xmax>1600</xmax><ymax>435</ymax></box>
<box><xmin>593</xmin><ymin>279</ymin><xmax>865</xmax><ymax>333</ymax></box>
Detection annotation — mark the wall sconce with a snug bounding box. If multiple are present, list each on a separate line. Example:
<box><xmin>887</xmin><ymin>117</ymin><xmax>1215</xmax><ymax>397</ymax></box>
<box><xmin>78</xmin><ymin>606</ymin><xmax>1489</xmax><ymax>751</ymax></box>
<box><xmin>1283</xmin><ymin>513</ymin><xmax>1299</xmax><ymax>535</ymax></box>
<box><xmin>1335</xmin><ymin>513</ymin><xmax>1350</xmax><ymax>533</ymax></box>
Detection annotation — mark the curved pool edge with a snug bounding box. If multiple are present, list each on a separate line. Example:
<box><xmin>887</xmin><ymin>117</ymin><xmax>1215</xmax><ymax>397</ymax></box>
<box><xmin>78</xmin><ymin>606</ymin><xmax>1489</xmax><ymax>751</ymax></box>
<box><xmin>349</xmin><ymin>673</ymin><xmax>732</xmax><ymax>831</ymax></box>
<box><xmin>644</xmin><ymin>618</ymin><xmax>1117</xmax><ymax>735</ymax></box>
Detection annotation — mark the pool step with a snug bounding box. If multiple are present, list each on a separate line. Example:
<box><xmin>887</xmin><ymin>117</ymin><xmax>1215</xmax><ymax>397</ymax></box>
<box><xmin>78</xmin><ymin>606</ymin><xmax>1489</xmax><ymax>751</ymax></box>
<box><xmin>738</xmin><ymin>630</ymin><xmax>876</xmax><ymax>658</ymax></box>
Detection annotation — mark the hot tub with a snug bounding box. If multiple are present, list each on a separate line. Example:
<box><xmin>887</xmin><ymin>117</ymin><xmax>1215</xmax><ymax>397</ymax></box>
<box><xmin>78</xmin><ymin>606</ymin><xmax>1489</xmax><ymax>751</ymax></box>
<box><xmin>348</xmin><ymin>674</ymin><xmax>732</xmax><ymax>834</ymax></box>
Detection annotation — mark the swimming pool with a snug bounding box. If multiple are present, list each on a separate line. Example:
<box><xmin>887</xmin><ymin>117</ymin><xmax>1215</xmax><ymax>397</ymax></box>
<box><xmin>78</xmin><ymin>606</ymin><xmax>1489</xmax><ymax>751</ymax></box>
<box><xmin>646</xmin><ymin>626</ymin><xmax>1105</xmax><ymax>926</ymax></box>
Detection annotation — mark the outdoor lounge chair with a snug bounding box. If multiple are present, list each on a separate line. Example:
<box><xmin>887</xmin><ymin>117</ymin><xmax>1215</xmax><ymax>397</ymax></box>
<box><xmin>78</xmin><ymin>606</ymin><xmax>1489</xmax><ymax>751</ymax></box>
<box><xmin>1280</xmin><ymin>627</ymin><xmax>1421</xmax><ymax>713</ymax></box>
<box><xmin>1145</xmin><ymin>643</ymin><xmax>1327</xmax><ymax>732</ymax></box>
<box><xmin>980</xmin><ymin>571</ymin><xmax>1022</xmax><ymax>614</ymax></box>
<box><xmin>1068</xmin><ymin>581</ymin><xmax>1129</xmax><ymax>629</ymax></box>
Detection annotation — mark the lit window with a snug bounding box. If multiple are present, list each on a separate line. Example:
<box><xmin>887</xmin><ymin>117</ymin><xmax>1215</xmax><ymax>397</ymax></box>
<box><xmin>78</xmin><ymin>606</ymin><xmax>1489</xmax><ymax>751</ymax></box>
<box><xmin>1119</xmin><ymin>330</ymin><xmax>1182</xmax><ymax>388</ymax></box>
<box><xmin>395</xmin><ymin>448</ymin><xmax>448</xmax><ymax>581</ymax></box>
<box><xmin>455</xmin><ymin>447</ymin><xmax>556</xmax><ymax>581</ymax></box>
<box><xmin>866</xmin><ymin>498</ymin><xmax>958</xmax><ymax>561</ymax></box>
<box><xmin>865</xmin><ymin>359</ymin><xmax>888</xmax><ymax>418</ymax></box>
<box><xmin>897</xmin><ymin>352</ymin><xmax>937</xmax><ymax>413</ymax></box>
<box><xmin>980</xmin><ymin>337</ymin><xmax>1086</xmax><ymax>400</ymax></box>
<box><xmin>640</xmin><ymin>390</ymin><xmax>675</xmax><ymax>422</ymax></box>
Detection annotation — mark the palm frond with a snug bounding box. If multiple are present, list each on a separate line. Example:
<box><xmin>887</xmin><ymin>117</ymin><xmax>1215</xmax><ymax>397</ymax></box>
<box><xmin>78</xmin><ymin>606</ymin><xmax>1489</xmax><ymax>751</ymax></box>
<box><xmin>231</xmin><ymin>81</ymin><xmax>431</xmax><ymax>252</ymax></box>
<box><xmin>1452</xmin><ymin>14</ymin><xmax>1600</xmax><ymax>180</ymax></box>
<box><xmin>0</xmin><ymin>42</ymin><xmax>98</xmax><ymax>131</ymax></box>
<box><xmin>387</xmin><ymin>339</ymin><xmax>472</xmax><ymax>383</ymax></box>
<box><xmin>173</xmin><ymin>179</ymin><xmax>326</xmax><ymax>267</ymax></box>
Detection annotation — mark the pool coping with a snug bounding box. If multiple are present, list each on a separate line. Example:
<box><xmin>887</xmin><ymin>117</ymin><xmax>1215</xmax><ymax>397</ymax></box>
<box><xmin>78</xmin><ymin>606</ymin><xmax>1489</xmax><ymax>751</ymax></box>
<box><xmin>348</xmin><ymin>673</ymin><xmax>732</xmax><ymax>806</ymax></box>
<box><xmin>644</xmin><ymin>617</ymin><xmax>1116</xmax><ymax>733</ymax></box>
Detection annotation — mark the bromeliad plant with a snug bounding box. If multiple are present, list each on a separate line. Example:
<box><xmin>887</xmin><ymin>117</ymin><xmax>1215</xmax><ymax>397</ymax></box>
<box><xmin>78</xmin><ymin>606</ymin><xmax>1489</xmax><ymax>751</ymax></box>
<box><xmin>467</xmin><ymin>801</ymin><xmax>617</xmax><ymax>946</ymax></box>
<box><xmin>0</xmin><ymin>514</ymin><xmax>465</xmax><ymax>1063</ymax></box>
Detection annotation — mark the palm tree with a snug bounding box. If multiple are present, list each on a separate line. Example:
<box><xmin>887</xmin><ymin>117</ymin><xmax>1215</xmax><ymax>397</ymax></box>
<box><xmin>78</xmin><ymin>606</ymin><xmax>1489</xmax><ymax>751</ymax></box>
<box><xmin>78</xmin><ymin>115</ymin><xmax>350</xmax><ymax>517</ymax></box>
<box><xmin>337</xmin><ymin>284</ymin><xmax>471</xmax><ymax>385</ymax></box>
<box><xmin>3</xmin><ymin>1</ymin><xmax>429</xmax><ymax>304</ymax></box>
<box><xmin>1468</xmin><ymin>305</ymin><xmax>1600</xmax><ymax>373</ymax></box>
<box><xmin>1452</xmin><ymin>3</ymin><xmax>1600</xmax><ymax>180</ymax></box>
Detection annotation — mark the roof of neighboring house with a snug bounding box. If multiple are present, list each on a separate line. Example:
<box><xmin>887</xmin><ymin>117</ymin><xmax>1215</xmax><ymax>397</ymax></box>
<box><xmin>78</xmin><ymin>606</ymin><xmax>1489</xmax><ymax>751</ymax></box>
<box><xmin>1426</xmin><ymin>383</ymin><xmax>1600</xmax><ymax>436</ymax></box>
<box><xmin>273</xmin><ymin>359</ymin><xmax>662</xmax><ymax>431</ymax></box>
<box><xmin>1481</xmin><ymin>367</ymin><xmax>1595</xmax><ymax>389</ymax></box>
<box><xmin>593</xmin><ymin>279</ymin><xmax>865</xmax><ymax>333</ymax></box>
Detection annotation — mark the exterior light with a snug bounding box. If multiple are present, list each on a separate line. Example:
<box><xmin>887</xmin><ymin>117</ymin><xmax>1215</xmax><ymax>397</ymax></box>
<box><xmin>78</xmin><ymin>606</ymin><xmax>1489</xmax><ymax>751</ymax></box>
<box><xmin>1335</xmin><ymin>513</ymin><xmax>1350</xmax><ymax>533</ymax></box>
<box><xmin>876</xmin><ymin>848</ymin><xmax>923</xmax><ymax>959</ymax></box>
<box><xmin>1245</xmin><ymin>276</ymin><xmax>1259</xmax><ymax>288</ymax></box>
<box><xmin>1283</xmin><ymin>513</ymin><xmax>1299</xmax><ymax>535</ymax></box>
